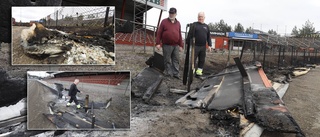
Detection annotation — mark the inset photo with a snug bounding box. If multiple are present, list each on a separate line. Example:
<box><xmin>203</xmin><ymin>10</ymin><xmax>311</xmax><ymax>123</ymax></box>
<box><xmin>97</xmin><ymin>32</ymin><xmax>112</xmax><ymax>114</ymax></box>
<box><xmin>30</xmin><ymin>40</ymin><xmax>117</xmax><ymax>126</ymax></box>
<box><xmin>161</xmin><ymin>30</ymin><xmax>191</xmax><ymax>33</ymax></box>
<box><xmin>12</xmin><ymin>6</ymin><xmax>115</xmax><ymax>65</ymax></box>
<box><xmin>27</xmin><ymin>71</ymin><xmax>130</xmax><ymax>130</ymax></box>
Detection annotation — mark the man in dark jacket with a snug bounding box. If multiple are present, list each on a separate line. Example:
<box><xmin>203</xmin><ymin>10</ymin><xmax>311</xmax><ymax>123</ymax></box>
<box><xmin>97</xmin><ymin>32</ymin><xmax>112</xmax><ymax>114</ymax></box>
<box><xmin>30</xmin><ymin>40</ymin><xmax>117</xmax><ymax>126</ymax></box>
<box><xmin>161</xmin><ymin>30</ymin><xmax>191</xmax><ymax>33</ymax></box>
<box><xmin>66</xmin><ymin>79</ymin><xmax>81</xmax><ymax>109</ymax></box>
<box><xmin>186</xmin><ymin>12</ymin><xmax>212</xmax><ymax>76</ymax></box>
<box><xmin>156</xmin><ymin>7</ymin><xmax>183</xmax><ymax>80</ymax></box>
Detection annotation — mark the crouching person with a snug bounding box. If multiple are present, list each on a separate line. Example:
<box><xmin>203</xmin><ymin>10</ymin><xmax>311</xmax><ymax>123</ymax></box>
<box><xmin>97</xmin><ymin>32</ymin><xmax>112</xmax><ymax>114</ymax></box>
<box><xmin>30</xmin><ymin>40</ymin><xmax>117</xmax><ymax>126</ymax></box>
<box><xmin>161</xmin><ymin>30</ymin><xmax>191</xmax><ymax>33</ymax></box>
<box><xmin>67</xmin><ymin>79</ymin><xmax>81</xmax><ymax>109</ymax></box>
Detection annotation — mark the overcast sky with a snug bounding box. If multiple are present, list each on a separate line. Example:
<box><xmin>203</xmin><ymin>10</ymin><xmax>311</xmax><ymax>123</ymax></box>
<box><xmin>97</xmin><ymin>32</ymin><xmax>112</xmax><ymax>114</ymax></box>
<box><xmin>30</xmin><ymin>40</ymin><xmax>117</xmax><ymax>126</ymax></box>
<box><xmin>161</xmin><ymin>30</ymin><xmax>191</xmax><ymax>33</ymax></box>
<box><xmin>11</xmin><ymin>1</ymin><xmax>319</xmax><ymax>35</ymax></box>
<box><xmin>146</xmin><ymin>0</ymin><xmax>320</xmax><ymax>35</ymax></box>
<box><xmin>12</xmin><ymin>6</ymin><xmax>114</xmax><ymax>22</ymax></box>
<box><xmin>12</xmin><ymin>7</ymin><xmax>58</xmax><ymax>22</ymax></box>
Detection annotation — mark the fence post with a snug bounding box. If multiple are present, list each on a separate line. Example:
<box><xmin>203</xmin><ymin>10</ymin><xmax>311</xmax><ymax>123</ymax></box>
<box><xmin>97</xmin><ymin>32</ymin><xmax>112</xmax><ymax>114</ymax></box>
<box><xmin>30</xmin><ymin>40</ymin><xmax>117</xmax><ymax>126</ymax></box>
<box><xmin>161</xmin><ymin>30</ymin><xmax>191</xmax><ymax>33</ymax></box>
<box><xmin>263</xmin><ymin>42</ymin><xmax>267</xmax><ymax>70</ymax></box>
<box><xmin>308</xmin><ymin>49</ymin><xmax>311</xmax><ymax>63</ymax></box>
<box><xmin>55</xmin><ymin>10</ymin><xmax>58</xmax><ymax>28</ymax></box>
<box><xmin>153</xmin><ymin>27</ymin><xmax>155</xmax><ymax>53</ymax></box>
<box><xmin>253</xmin><ymin>41</ymin><xmax>256</xmax><ymax>61</ymax></box>
<box><xmin>278</xmin><ymin>45</ymin><xmax>281</xmax><ymax>69</ymax></box>
<box><xmin>295</xmin><ymin>47</ymin><xmax>298</xmax><ymax>66</ymax></box>
<box><xmin>144</xmin><ymin>0</ymin><xmax>147</xmax><ymax>54</ymax></box>
<box><xmin>239</xmin><ymin>41</ymin><xmax>245</xmax><ymax>61</ymax></box>
<box><xmin>291</xmin><ymin>46</ymin><xmax>294</xmax><ymax>66</ymax></box>
<box><xmin>303</xmin><ymin>49</ymin><xmax>306</xmax><ymax>65</ymax></box>
<box><xmin>315</xmin><ymin>49</ymin><xmax>318</xmax><ymax>64</ymax></box>
<box><xmin>104</xmin><ymin>7</ymin><xmax>110</xmax><ymax>28</ymax></box>
<box><xmin>282</xmin><ymin>45</ymin><xmax>285</xmax><ymax>66</ymax></box>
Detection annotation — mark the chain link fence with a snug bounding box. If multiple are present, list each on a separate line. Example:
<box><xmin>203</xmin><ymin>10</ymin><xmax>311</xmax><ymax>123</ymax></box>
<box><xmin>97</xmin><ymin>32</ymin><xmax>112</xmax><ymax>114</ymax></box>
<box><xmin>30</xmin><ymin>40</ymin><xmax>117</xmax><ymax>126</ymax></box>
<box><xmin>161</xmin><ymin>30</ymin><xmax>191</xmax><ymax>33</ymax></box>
<box><xmin>115</xmin><ymin>18</ymin><xmax>187</xmax><ymax>53</ymax></box>
<box><xmin>41</xmin><ymin>6</ymin><xmax>115</xmax><ymax>27</ymax></box>
<box><xmin>223</xmin><ymin>36</ymin><xmax>320</xmax><ymax>71</ymax></box>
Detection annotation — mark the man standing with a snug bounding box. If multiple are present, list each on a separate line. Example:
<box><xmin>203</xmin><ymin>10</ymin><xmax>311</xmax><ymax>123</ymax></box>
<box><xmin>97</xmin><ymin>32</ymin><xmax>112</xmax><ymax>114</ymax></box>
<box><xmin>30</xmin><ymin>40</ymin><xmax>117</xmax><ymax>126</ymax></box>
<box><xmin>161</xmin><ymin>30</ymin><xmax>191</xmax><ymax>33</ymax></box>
<box><xmin>156</xmin><ymin>7</ymin><xmax>183</xmax><ymax>80</ymax></box>
<box><xmin>67</xmin><ymin>79</ymin><xmax>81</xmax><ymax>109</ymax></box>
<box><xmin>186</xmin><ymin>12</ymin><xmax>212</xmax><ymax>76</ymax></box>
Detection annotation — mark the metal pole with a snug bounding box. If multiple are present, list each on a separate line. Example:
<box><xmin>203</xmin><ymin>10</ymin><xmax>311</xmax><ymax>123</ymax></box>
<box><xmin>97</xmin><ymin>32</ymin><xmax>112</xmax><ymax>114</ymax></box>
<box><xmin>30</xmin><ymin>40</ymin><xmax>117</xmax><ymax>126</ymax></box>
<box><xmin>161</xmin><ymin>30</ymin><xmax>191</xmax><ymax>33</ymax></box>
<box><xmin>91</xmin><ymin>115</ymin><xmax>95</xmax><ymax>128</ymax></box>
<box><xmin>104</xmin><ymin>7</ymin><xmax>110</xmax><ymax>27</ymax></box>
<box><xmin>282</xmin><ymin>45</ymin><xmax>285</xmax><ymax>66</ymax></box>
<box><xmin>295</xmin><ymin>48</ymin><xmax>298</xmax><ymax>66</ymax></box>
<box><xmin>308</xmin><ymin>49</ymin><xmax>311</xmax><ymax>63</ymax></box>
<box><xmin>278</xmin><ymin>45</ymin><xmax>281</xmax><ymax>69</ymax></box>
<box><xmin>185</xmin><ymin>24</ymin><xmax>190</xmax><ymax>53</ymax></box>
<box><xmin>144</xmin><ymin>0</ymin><xmax>147</xmax><ymax>53</ymax></box>
<box><xmin>156</xmin><ymin>10</ymin><xmax>163</xmax><ymax>30</ymax></box>
<box><xmin>85</xmin><ymin>95</ymin><xmax>89</xmax><ymax>113</ymax></box>
<box><xmin>240</xmin><ymin>41</ymin><xmax>245</xmax><ymax>61</ymax></box>
<box><xmin>315</xmin><ymin>49</ymin><xmax>318</xmax><ymax>64</ymax></box>
<box><xmin>121</xmin><ymin>0</ymin><xmax>126</xmax><ymax>19</ymax></box>
<box><xmin>303</xmin><ymin>49</ymin><xmax>306</xmax><ymax>65</ymax></box>
<box><xmin>263</xmin><ymin>42</ymin><xmax>267</xmax><ymax>70</ymax></box>
<box><xmin>253</xmin><ymin>41</ymin><xmax>256</xmax><ymax>61</ymax></box>
<box><xmin>227</xmin><ymin>40</ymin><xmax>232</xmax><ymax>66</ymax></box>
<box><xmin>291</xmin><ymin>46</ymin><xmax>294</xmax><ymax>66</ymax></box>
<box><xmin>133</xmin><ymin>1</ymin><xmax>136</xmax><ymax>51</ymax></box>
<box><xmin>153</xmin><ymin>27</ymin><xmax>155</xmax><ymax>53</ymax></box>
<box><xmin>56</xmin><ymin>10</ymin><xmax>58</xmax><ymax>28</ymax></box>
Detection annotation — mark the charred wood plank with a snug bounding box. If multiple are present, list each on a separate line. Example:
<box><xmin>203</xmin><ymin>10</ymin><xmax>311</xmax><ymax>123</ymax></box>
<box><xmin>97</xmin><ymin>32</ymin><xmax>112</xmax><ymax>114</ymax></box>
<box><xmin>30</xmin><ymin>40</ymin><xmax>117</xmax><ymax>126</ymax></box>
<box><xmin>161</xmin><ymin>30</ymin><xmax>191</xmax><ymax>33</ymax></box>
<box><xmin>142</xmin><ymin>77</ymin><xmax>163</xmax><ymax>103</ymax></box>
<box><xmin>0</xmin><ymin>115</ymin><xmax>26</xmax><ymax>128</ymax></box>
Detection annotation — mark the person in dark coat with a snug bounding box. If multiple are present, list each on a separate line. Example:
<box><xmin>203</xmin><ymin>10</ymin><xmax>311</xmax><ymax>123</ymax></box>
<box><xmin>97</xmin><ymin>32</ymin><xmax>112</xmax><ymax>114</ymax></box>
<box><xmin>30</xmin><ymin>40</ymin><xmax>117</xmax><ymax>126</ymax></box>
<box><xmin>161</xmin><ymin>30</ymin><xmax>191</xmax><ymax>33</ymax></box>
<box><xmin>66</xmin><ymin>79</ymin><xmax>81</xmax><ymax>109</ymax></box>
<box><xmin>186</xmin><ymin>12</ymin><xmax>212</xmax><ymax>76</ymax></box>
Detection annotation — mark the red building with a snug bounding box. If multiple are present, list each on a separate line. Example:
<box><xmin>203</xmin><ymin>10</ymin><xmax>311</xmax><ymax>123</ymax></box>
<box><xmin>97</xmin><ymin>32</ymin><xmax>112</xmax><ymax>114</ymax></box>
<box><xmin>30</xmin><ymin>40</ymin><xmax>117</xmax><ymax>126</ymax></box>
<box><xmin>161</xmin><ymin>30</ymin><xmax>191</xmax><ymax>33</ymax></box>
<box><xmin>209</xmin><ymin>31</ymin><xmax>229</xmax><ymax>50</ymax></box>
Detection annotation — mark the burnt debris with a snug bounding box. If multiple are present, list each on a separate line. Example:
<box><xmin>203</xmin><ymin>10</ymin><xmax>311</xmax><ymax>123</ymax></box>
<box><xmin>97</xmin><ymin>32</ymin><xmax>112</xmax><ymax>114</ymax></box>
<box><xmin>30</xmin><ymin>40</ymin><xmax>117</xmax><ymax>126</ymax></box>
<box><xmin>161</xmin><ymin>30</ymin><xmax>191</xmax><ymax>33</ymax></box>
<box><xmin>18</xmin><ymin>23</ymin><xmax>115</xmax><ymax>65</ymax></box>
<box><xmin>0</xmin><ymin>70</ymin><xmax>26</xmax><ymax>107</ymax></box>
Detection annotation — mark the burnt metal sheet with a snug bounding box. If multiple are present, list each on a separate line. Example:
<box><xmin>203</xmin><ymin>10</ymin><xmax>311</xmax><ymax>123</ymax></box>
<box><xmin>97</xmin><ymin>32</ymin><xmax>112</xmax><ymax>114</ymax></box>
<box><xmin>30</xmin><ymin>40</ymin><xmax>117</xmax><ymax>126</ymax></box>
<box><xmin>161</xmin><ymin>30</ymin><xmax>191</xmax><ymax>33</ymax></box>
<box><xmin>234</xmin><ymin>57</ymin><xmax>255</xmax><ymax>119</ymax></box>
<box><xmin>132</xmin><ymin>67</ymin><xmax>163</xmax><ymax>97</ymax></box>
<box><xmin>207</xmin><ymin>68</ymin><xmax>243</xmax><ymax>110</ymax></box>
<box><xmin>44</xmin><ymin>111</ymin><xmax>113</xmax><ymax>129</ymax></box>
<box><xmin>250</xmin><ymin>87</ymin><xmax>304</xmax><ymax>135</ymax></box>
<box><xmin>44</xmin><ymin>114</ymin><xmax>68</xmax><ymax>128</ymax></box>
<box><xmin>241</xmin><ymin>63</ymin><xmax>304</xmax><ymax>135</ymax></box>
<box><xmin>175</xmin><ymin>76</ymin><xmax>222</xmax><ymax>108</ymax></box>
<box><xmin>145</xmin><ymin>52</ymin><xmax>164</xmax><ymax>72</ymax></box>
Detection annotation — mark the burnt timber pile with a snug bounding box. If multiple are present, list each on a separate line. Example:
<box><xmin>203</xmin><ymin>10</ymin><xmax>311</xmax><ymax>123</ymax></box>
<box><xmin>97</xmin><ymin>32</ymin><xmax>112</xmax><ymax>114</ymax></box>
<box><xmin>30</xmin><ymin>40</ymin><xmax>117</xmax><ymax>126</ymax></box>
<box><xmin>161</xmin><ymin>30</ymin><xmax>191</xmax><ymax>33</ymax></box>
<box><xmin>16</xmin><ymin>23</ymin><xmax>115</xmax><ymax>65</ymax></box>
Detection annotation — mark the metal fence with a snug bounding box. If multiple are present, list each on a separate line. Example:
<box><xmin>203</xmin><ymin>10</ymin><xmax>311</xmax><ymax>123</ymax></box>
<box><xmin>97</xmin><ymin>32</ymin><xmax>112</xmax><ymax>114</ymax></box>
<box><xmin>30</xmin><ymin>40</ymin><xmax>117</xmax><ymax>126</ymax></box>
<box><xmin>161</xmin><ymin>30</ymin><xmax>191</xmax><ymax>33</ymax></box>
<box><xmin>41</xmin><ymin>6</ymin><xmax>115</xmax><ymax>27</ymax></box>
<box><xmin>224</xmin><ymin>37</ymin><xmax>320</xmax><ymax>71</ymax></box>
<box><xmin>115</xmin><ymin>18</ymin><xmax>187</xmax><ymax>53</ymax></box>
<box><xmin>115</xmin><ymin>17</ymin><xmax>320</xmax><ymax>70</ymax></box>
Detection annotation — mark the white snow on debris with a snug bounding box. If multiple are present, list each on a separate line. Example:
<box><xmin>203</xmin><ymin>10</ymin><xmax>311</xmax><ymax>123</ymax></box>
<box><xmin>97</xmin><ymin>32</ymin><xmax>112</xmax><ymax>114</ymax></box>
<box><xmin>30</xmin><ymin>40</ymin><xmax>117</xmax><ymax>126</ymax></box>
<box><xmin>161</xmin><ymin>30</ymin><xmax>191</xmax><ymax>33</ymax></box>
<box><xmin>0</xmin><ymin>98</ymin><xmax>26</xmax><ymax>121</ymax></box>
